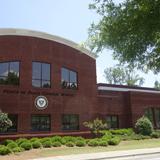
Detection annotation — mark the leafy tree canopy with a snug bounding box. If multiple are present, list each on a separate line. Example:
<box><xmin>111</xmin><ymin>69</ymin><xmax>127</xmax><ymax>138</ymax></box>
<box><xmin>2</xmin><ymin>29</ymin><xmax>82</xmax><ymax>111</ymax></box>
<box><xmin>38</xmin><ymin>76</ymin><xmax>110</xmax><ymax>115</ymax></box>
<box><xmin>88</xmin><ymin>0</ymin><xmax>160</xmax><ymax>73</ymax></box>
<box><xmin>104</xmin><ymin>65</ymin><xmax>144</xmax><ymax>86</ymax></box>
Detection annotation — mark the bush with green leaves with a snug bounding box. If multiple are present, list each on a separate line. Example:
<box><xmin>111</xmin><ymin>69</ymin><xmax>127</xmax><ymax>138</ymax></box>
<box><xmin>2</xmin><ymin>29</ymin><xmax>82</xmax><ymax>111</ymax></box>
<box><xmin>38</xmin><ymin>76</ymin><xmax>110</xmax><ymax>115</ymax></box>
<box><xmin>52</xmin><ymin>141</ymin><xmax>61</xmax><ymax>147</ymax></box>
<box><xmin>7</xmin><ymin>142</ymin><xmax>18</xmax><ymax>149</ymax></box>
<box><xmin>31</xmin><ymin>141</ymin><xmax>42</xmax><ymax>149</ymax></box>
<box><xmin>2</xmin><ymin>139</ymin><xmax>14</xmax><ymax>146</ymax></box>
<box><xmin>12</xmin><ymin>147</ymin><xmax>24</xmax><ymax>153</ymax></box>
<box><xmin>65</xmin><ymin>142</ymin><xmax>75</xmax><ymax>147</ymax></box>
<box><xmin>110</xmin><ymin>128</ymin><xmax>134</xmax><ymax>136</ymax></box>
<box><xmin>83</xmin><ymin>118</ymin><xmax>107</xmax><ymax>137</ymax></box>
<box><xmin>51</xmin><ymin>136</ymin><xmax>62</xmax><ymax>143</ymax></box>
<box><xmin>135</xmin><ymin>116</ymin><xmax>153</xmax><ymax>136</ymax></box>
<box><xmin>75</xmin><ymin>140</ymin><xmax>86</xmax><ymax>147</ymax></box>
<box><xmin>108</xmin><ymin>137</ymin><xmax>121</xmax><ymax>145</ymax></box>
<box><xmin>88</xmin><ymin>139</ymin><xmax>99</xmax><ymax>147</ymax></box>
<box><xmin>0</xmin><ymin>146</ymin><xmax>11</xmax><ymax>155</ymax></box>
<box><xmin>0</xmin><ymin>112</ymin><xmax>12</xmax><ymax>132</ymax></box>
<box><xmin>98</xmin><ymin>140</ymin><xmax>108</xmax><ymax>146</ymax></box>
<box><xmin>20</xmin><ymin>142</ymin><xmax>32</xmax><ymax>150</ymax></box>
<box><xmin>30</xmin><ymin>138</ymin><xmax>40</xmax><ymax>143</ymax></box>
<box><xmin>151</xmin><ymin>132</ymin><xmax>160</xmax><ymax>138</ymax></box>
<box><xmin>16</xmin><ymin>138</ymin><xmax>29</xmax><ymax>146</ymax></box>
<box><xmin>41</xmin><ymin>140</ymin><xmax>52</xmax><ymax>148</ymax></box>
<box><xmin>61</xmin><ymin>136</ymin><xmax>76</xmax><ymax>144</ymax></box>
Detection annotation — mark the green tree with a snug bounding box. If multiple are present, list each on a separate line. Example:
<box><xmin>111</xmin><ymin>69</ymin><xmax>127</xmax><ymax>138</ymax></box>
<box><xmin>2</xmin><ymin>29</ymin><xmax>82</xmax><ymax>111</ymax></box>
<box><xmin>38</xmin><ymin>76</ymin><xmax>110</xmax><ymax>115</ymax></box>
<box><xmin>0</xmin><ymin>112</ymin><xmax>12</xmax><ymax>132</ymax></box>
<box><xmin>154</xmin><ymin>80</ymin><xmax>160</xmax><ymax>89</ymax></box>
<box><xmin>88</xmin><ymin>0</ymin><xmax>160</xmax><ymax>73</ymax></box>
<box><xmin>104</xmin><ymin>65</ymin><xmax>144</xmax><ymax>86</ymax></box>
<box><xmin>83</xmin><ymin>118</ymin><xmax>108</xmax><ymax>137</ymax></box>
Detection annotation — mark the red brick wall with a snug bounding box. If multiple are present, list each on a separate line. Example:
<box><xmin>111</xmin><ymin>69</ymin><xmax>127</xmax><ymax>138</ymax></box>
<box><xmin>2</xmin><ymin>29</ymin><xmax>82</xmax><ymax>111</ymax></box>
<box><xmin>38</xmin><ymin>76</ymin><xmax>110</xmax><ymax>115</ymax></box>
<box><xmin>0</xmin><ymin>35</ymin><xmax>97</xmax><ymax>134</ymax></box>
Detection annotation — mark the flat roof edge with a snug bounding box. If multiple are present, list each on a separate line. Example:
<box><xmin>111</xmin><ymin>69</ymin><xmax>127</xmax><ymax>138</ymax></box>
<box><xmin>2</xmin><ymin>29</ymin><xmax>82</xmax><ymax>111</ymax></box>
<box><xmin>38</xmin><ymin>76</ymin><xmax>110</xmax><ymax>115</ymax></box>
<box><xmin>0</xmin><ymin>28</ymin><xmax>96</xmax><ymax>59</ymax></box>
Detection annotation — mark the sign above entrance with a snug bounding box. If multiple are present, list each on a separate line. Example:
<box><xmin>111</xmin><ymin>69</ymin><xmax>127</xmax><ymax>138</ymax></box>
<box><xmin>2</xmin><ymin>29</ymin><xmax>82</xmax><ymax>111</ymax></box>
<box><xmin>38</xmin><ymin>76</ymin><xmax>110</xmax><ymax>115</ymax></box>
<box><xmin>35</xmin><ymin>96</ymin><xmax>48</xmax><ymax>110</ymax></box>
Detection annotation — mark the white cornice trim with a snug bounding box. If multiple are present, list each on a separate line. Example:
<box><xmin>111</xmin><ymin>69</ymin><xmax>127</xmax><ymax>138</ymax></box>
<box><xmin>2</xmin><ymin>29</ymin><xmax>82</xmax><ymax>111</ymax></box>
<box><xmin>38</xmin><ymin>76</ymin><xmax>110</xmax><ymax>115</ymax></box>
<box><xmin>98</xmin><ymin>86</ymin><xmax>160</xmax><ymax>94</ymax></box>
<box><xmin>0</xmin><ymin>28</ymin><xmax>96</xmax><ymax>59</ymax></box>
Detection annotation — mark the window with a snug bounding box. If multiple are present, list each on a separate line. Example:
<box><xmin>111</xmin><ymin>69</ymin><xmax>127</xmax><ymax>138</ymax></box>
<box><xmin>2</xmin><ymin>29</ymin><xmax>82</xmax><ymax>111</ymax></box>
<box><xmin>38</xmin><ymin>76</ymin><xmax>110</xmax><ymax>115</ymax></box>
<box><xmin>32</xmin><ymin>62</ymin><xmax>51</xmax><ymax>88</ymax></box>
<box><xmin>62</xmin><ymin>114</ymin><xmax>79</xmax><ymax>130</ymax></box>
<box><xmin>31</xmin><ymin>115</ymin><xmax>51</xmax><ymax>131</ymax></box>
<box><xmin>0</xmin><ymin>61</ymin><xmax>19</xmax><ymax>85</ymax></box>
<box><xmin>106</xmin><ymin>115</ymin><xmax>118</xmax><ymax>129</ymax></box>
<box><xmin>61</xmin><ymin>67</ymin><xmax>77</xmax><ymax>89</ymax></box>
<box><xmin>145</xmin><ymin>107</ymin><xmax>160</xmax><ymax>128</ymax></box>
<box><xmin>0</xmin><ymin>114</ymin><xmax>18</xmax><ymax>133</ymax></box>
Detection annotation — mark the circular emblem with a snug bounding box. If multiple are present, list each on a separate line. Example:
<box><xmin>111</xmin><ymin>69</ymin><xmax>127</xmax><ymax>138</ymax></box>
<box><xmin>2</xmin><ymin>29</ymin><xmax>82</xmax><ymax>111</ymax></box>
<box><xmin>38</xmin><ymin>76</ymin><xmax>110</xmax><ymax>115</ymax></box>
<box><xmin>35</xmin><ymin>96</ymin><xmax>48</xmax><ymax>110</ymax></box>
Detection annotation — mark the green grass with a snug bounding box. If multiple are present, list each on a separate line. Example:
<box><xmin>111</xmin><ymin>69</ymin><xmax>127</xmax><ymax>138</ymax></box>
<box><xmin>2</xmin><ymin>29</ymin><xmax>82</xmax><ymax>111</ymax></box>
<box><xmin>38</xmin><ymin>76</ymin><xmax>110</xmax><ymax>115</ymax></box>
<box><xmin>39</xmin><ymin>139</ymin><xmax>160</xmax><ymax>157</ymax></box>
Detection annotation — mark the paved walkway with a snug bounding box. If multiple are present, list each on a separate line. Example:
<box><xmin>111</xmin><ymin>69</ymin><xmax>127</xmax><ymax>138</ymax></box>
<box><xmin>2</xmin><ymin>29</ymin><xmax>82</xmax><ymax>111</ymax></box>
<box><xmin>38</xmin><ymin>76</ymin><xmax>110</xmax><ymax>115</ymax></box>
<box><xmin>31</xmin><ymin>147</ymin><xmax>160</xmax><ymax>160</ymax></box>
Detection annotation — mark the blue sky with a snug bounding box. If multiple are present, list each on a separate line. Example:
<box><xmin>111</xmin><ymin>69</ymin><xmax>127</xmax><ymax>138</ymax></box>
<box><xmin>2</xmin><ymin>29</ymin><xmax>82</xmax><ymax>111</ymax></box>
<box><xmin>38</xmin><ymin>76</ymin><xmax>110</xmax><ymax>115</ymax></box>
<box><xmin>0</xmin><ymin>0</ymin><xmax>159</xmax><ymax>87</ymax></box>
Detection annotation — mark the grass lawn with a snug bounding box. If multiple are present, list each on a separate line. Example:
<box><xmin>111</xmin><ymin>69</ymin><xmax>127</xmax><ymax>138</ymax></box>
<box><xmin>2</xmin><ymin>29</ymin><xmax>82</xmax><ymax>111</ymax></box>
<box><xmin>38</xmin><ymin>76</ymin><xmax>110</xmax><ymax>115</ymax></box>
<box><xmin>1</xmin><ymin>139</ymin><xmax>160</xmax><ymax>160</ymax></box>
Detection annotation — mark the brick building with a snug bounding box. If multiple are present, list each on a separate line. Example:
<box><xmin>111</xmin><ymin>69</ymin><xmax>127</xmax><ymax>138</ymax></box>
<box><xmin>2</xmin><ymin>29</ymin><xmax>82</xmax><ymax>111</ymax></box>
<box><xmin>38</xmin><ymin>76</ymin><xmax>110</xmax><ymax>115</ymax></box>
<box><xmin>0</xmin><ymin>29</ymin><xmax>160</xmax><ymax>139</ymax></box>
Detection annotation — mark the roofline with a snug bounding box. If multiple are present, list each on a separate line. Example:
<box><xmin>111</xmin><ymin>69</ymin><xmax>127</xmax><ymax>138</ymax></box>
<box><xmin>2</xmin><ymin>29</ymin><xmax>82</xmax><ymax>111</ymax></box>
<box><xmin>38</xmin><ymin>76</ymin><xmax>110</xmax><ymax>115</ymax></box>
<box><xmin>98</xmin><ymin>83</ymin><xmax>160</xmax><ymax>94</ymax></box>
<box><xmin>0</xmin><ymin>28</ymin><xmax>96</xmax><ymax>59</ymax></box>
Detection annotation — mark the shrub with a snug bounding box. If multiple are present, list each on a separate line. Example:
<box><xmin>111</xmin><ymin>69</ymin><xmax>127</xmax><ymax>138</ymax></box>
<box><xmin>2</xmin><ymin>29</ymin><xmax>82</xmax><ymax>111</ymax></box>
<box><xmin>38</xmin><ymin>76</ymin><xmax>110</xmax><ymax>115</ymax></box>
<box><xmin>20</xmin><ymin>142</ymin><xmax>32</xmax><ymax>150</ymax></box>
<box><xmin>7</xmin><ymin>142</ymin><xmax>18</xmax><ymax>149</ymax></box>
<box><xmin>51</xmin><ymin>136</ymin><xmax>62</xmax><ymax>143</ymax></box>
<box><xmin>88</xmin><ymin>139</ymin><xmax>99</xmax><ymax>147</ymax></box>
<box><xmin>83</xmin><ymin>118</ymin><xmax>107</xmax><ymax>137</ymax></box>
<box><xmin>135</xmin><ymin>116</ymin><xmax>153</xmax><ymax>136</ymax></box>
<box><xmin>0</xmin><ymin>146</ymin><xmax>11</xmax><ymax>155</ymax></box>
<box><xmin>12</xmin><ymin>147</ymin><xmax>23</xmax><ymax>153</ymax></box>
<box><xmin>98</xmin><ymin>140</ymin><xmax>108</xmax><ymax>146</ymax></box>
<box><xmin>61</xmin><ymin>136</ymin><xmax>76</xmax><ymax>144</ymax></box>
<box><xmin>151</xmin><ymin>132</ymin><xmax>160</xmax><ymax>138</ymax></box>
<box><xmin>40</xmin><ymin>137</ymin><xmax>51</xmax><ymax>143</ymax></box>
<box><xmin>2</xmin><ymin>139</ymin><xmax>14</xmax><ymax>145</ymax></box>
<box><xmin>75</xmin><ymin>140</ymin><xmax>86</xmax><ymax>147</ymax></box>
<box><xmin>16</xmin><ymin>138</ymin><xmax>29</xmax><ymax>146</ymax></box>
<box><xmin>31</xmin><ymin>141</ymin><xmax>42</xmax><ymax>149</ymax></box>
<box><xmin>108</xmin><ymin>137</ymin><xmax>121</xmax><ymax>145</ymax></box>
<box><xmin>52</xmin><ymin>141</ymin><xmax>61</xmax><ymax>147</ymax></box>
<box><xmin>30</xmin><ymin>138</ymin><xmax>40</xmax><ymax>143</ymax></box>
<box><xmin>110</xmin><ymin>128</ymin><xmax>134</xmax><ymax>136</ymax></box>
<box><xmin>41</xmin><ymin>140</ymin><xmax>52</xmax><ymax>148</ymax></box>
<box><xmin>65</xmin><ymin>142</ymin><xmax>74</xmax><ymax>147</ymax></box>
<box><xmin>0</xmin><ymin>112</ymin><xmax>12</xmax><ymax>132</ymax></box>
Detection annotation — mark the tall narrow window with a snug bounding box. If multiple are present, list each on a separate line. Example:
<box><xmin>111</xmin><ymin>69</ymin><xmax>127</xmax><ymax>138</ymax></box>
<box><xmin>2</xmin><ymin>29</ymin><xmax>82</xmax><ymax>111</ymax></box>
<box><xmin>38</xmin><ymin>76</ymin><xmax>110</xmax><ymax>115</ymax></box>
<box><xmin>31</xmin><ymin>115</ymin><xmax>51</xmax><ymax>131</ymax></box>
<box><xmin>0</xmin><ymin>61</ymin><xmax>19</xmax><ymax>85</ymax></box>
<box><xmin>32</xmin><ymin>62</ymin><xmax>51</xmax><ymax>88</ymax></box>
<box><xmin>106</xmin><ymin>115</ymin><xmax>118</xmax><ymax>129</ymax></box>
<box><xmin>62</xmin><ymin>114</ymin><xmax>79</xmax><ymax>130</ymax></box>
<box><xmin>61</xmin><ymin>67</ymin><xmax>77</xmax><ymax>89</ymax></box>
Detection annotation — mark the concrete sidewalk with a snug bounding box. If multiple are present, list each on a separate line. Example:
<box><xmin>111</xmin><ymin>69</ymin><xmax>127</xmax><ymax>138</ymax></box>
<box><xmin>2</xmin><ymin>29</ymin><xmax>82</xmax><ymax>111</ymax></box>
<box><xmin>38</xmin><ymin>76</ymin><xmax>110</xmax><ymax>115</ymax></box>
<box><xmin>31</xmin><ymin>147</ymin><xmax>160</xmax><ymax>160</ymax></box>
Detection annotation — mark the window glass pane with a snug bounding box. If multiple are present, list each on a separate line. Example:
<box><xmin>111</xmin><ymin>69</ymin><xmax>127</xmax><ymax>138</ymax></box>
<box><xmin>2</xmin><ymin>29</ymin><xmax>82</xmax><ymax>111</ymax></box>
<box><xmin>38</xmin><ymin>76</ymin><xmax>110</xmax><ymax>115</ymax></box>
<box><xmin>42</xmin><ymin>80</ymin><xmax>51</xmax><ymax>88</ymax></box>
<box><xmin>145</xmin><ymin>108</ymin><xmax>154</xmax><ymax>123</ymax></box>
<box><xmin>70</xmin><ymin>71</ymin><xmax>77</xmax><ymax>83</ymax></box>
<box><xmin>61</xmin><ymin>68</ymin><xmax>69</xmax><ymax>82</ymax></box>
<box><xmin>32</xmin><ymin>62</ymin><xmax>41</xmax><ymax>79</ymax></box>
<box><xmin>31</xmin><ymin>115</ymin><xmax>50</xmax><ymax>131</ymax></box>
<box><xmin>7</xmin><ymin>115</ymin><xmax>18</xmax><ymax>132</ymax></box>
<box><xmin>10</xmin><ymin>62</ymin><xmax>19</xmax><ymax>76</ymax></box>
<box><xmin>0</xmin><ymin>63</ymin><xmax>8</xmax><ymax>77</ymax></box>
<box><xmin>32</xmin><ymin>80</ymin><xmax>41</xmax><ymax>87</ymax></box>
<box><xmin>62</xmin><ymin>114</ymin><xmax>79</xmax><ymax>131</ymax></box>
<box><xmin>42</xmin><ymin>63</ymin><xmax>50</xmax><ymax>80</ymax></box>
<box><xmin>155</xmin><ymin>108</ymin><xmax>160</xmax><ymax>128</ymax></box>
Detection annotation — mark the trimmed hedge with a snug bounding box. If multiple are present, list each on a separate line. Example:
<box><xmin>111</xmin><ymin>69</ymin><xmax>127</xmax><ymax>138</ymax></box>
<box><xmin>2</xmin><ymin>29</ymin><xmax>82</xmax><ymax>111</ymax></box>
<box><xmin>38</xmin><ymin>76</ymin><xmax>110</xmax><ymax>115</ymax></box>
<box><xmin>0</xmin><ymin>146</ymin><xmax>11</xmax><ymax>155</ymax></box>
<box><xmin>52</xmin><ymin>141</ymin><xmax>61</xmax><ymax>147</ymax></box>
<box><xmin>12</xmin><ymin>147</ymin><xmax>23</xmax><ymax>153</ymax></box>
<box><xmin>88</xmin><ymin>139</ymin><xmax>99</xmax><ymax>147</ymax></box>
<box><xmin>65</xmin><ymin>142</ymin><xmax>75</xmax><ymax>147</ymax></box>
<box><xmin>7</xmin><ymin>142</ymin><xmax>18</xmax><ymax>149</ymax></box>
<box><xmin>20</xmin><ymin>142</ymin><xmax>32</xmax><ymax>150</ymax></box>
<box><xmin>108</xmin><ymin>137</ymin><xmax>121</xmax><ymax>145</ymax></box>
<box><xmin>31</xmin><ymin>141</ymin><xmax>42</xmax><ymax>149</ymax></box>
<box><xmin>75</xmin><ymin>140</ymin><xmax>86</xmax><ymax>147</ymax></box>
